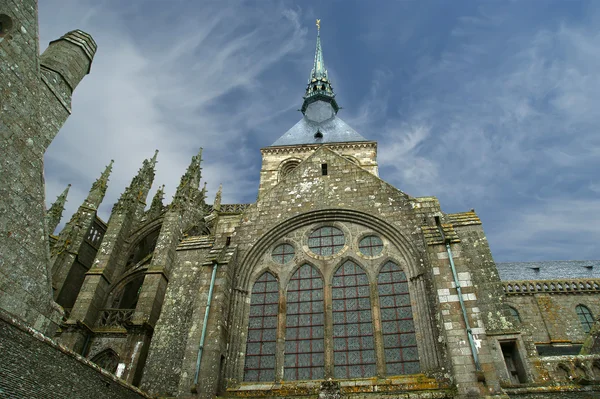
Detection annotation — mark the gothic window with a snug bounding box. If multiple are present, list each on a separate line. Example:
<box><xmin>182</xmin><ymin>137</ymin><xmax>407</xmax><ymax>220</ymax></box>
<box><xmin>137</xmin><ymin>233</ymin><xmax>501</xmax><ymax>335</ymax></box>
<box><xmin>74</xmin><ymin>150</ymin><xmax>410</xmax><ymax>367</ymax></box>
<box><xmin>576</xmin><ymin>305</ymin><xmax>595</xmax><ymax>333</ymax></box>
<box><xmin>285</xmin><ymin>264</ymin><xmax>325</xmax><ymax>380</ymax></box>
<box><xmin>91</xmin><ymin>349</ymin><xmax>120</xmax><ymax>374</ymax></box>
<box><xmin>308</xmin><ymin>226</ymin><xmax>345</xmax><ymax>256</ymax></box>
<box><xmin>244</xmin><ymin>272</ymin><xmax>279</xmax><ymax>382</ymax></box>
<box><xmin>358</xmin><ymin>235</ymin><xmax>384</xmax><ymax>257</ymax></box>
<box><xmin>332</xmin><ymin>260</ymin><xmax>376</xmax><ymax>378</ymax></box>
<box><xmin>508</xmin><ymin>306</ymin><xmax>521</xmax><ymax>324</ymax></box>
<box><xmin>271</xmin><ymin>244</ymin><xmax>295</xmax><ymax>264</ymax></box>
<box><xmin>378</xmin><ymin>261</ymin><xmax>419</xmax><ymax>375</ymax></box>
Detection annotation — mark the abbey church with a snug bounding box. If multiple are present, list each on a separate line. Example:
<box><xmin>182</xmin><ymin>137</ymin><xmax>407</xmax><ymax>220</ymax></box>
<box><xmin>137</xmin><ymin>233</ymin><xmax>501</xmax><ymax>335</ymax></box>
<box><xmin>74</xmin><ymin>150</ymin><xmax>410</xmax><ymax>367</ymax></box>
<box><xmin>1</xmin><ymin>3</ymin><xmax>600</xmax><ymax>398</ymax></box>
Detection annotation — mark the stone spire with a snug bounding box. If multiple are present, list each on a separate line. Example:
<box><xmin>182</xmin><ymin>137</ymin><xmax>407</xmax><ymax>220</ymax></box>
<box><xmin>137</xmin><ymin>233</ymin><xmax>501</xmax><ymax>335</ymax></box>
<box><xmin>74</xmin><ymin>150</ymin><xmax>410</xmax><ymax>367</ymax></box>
<box><xmin>46</xmin><ymin>184</ymin><xmax>71</xmax><ymax>235</ymax></box>
<box><xmin>113</xmin><ymin>150</ymin><xmax>158</xmax><ymax>215</ymax></box>
<box><xmin>147</xmin><ymin>184</ymin><xmax>166</xmax><ymax>219</ymax></box>
<box><xmin>84</xmin><ymin>160</ymin><xmax>113</xmax><ymax>210</ymax></box>
<box><xmin>172</xmin><ymin>148</ymin><xmax>203</xmax><ymax>209</ymax></box>
<box><xmin>213</xmin><ymin>184</ymin><xmax>222</xmax><ymax>212</ymax></box>
<box><xmin>302</xmin><ymin>19</ymin><xmax>338</xmax><ymax>114</ymax></box>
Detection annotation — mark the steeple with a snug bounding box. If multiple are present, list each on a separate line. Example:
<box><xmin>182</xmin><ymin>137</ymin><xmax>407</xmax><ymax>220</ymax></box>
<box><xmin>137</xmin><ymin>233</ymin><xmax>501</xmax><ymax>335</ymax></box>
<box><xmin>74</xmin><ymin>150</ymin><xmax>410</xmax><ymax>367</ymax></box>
<box><xmin>84</xmin><ymin>160</ymin><xmax>113</xmax><ymax>210</ymax></box>
<box><xmin>46</xmin><ymin>184</ymin><xmax>71</xmax><ymax>235</ymax></box>
<box><xmin>302</xmin><ymin>19</ymin><xmax>339</xmax><ymax>114</ymax></box>
<box><xmin>112</xmin><ymin>150</ymin><xmax>158</xmax><ymax>215</ymax></box>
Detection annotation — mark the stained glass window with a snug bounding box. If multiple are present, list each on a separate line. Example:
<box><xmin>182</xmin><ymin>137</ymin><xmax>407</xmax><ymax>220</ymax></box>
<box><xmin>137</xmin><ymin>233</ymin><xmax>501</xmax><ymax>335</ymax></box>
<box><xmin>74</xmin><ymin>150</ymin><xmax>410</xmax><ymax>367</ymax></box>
<box><xmin>284</xmin><ymin>264</ymin><xmax>325</xmax><ymax>380</ymax></box>
<box><xmin>244</xmin><ymin>272</ymin><xmax>279</xmax><ymax>382</ymax></box>
<box><xmin>332</xmin><ymin>260</ymin><xmax>376</xmax><ymax>378</ymax></box>
<box><xmin>272</xmin><ymin>243</ymin><xmax>295</xmax><ymax>264</ymax></box>
<box><xmin>378</xmin><ymin>262</ymin><xmax>420</xmax><ymax>375</ymax></box>
<box><xmin>576</xmin><ymin>305</ymin><xmax>595</xmax><ymax>333</ymax></box>
<box><xmin>358</xmin><ymin>235</ymin><xmax>384</xmax><ymax>257</ymax></box>
<box><xmin>308</xmin><ymin>226</ymin><xmax>345</xmax><ymax>256</ymax></box>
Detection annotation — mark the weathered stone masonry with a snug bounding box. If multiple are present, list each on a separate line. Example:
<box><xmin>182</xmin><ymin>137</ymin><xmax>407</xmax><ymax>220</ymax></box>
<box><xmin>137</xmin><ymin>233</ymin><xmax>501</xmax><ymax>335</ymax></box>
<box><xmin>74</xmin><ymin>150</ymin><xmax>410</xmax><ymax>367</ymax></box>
<box><xmin>2</xmin><ymin>7</ymin><xmax>600</xmax><ymax>399</ymax></box>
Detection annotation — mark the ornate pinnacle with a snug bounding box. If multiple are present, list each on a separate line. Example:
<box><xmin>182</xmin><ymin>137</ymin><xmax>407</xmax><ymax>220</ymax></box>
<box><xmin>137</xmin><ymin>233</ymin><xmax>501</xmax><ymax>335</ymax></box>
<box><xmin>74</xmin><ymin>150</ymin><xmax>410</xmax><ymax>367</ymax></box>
<box><xmin>85</xmin><ymin>160</ymin><xmax>113</xmax><ymax>209</ymax></box>
<box><xmin>213</xmin><ymin>184</ymin><xmax>222</xmax><ymax>212</ymax></box>
<box><xmin>112</xmin><ymin>151</ymin><xmax>158</xmax><ymax>215</ymax></box>
<box><xmin>147</xmin><ymin>184</ymin><xmax>165</xmax><ymax>219</ymax></box>
<box><xmin>172</xmin><ymin>148</ymin><xmax>204</xmax><ymax>210</ymax></box>
<box><xmin>47</xmin><ymin>184</ymin><xmax>71</xmax><ymax>235</ymax></box>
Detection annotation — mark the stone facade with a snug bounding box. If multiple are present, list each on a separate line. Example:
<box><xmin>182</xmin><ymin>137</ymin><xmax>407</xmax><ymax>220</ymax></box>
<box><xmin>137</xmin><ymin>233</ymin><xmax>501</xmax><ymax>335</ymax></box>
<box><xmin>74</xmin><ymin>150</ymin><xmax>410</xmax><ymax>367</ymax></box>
<box><xmin>1</xmin><ymin>4</ymin><xmax>600</xmax><ymax>399</ymax></box>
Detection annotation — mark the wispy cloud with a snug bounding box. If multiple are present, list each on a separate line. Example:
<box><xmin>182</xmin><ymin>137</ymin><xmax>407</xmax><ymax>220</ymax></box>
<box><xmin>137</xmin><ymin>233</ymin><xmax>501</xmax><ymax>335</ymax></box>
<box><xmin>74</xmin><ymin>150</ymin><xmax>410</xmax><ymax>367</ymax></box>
<box><xmin>41</xmin><ymin>0</ymin><xmax>309</xmax><ymax>223</ymax></box>
<box><xmin>39</xmin><ymin>1</ymin><xmax>600</xmax><ymax>261</ymax></box>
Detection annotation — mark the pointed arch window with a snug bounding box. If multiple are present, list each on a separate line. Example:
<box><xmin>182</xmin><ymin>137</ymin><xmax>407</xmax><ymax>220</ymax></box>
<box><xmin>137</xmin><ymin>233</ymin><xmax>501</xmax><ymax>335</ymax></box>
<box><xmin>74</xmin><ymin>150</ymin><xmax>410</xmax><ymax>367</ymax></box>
<box><xmin>244</xmin><ymin>272</ymin><xmax>279</xmax><ymax>382</ymax></box>
<box><xmin>332</xmin><ymin>260</ymin><xmax>376</xmax><ymax>378</ymax></box>
<box><xmin>576</xmin><ymin>305</ymin><xmax>595</xmax><ymax>333</ymax></box>
<box><xmin>285</xmin><ymin>264</ymin><xmax>324</xmax><ymax>380</ymax></box>
<box><xmin>91</xmin><ymin>349</ymin><xmax>120</xmax><ymax>374</ymax></box>
<box><xmin>508</xmin><ymin>306</ymin><xmax>521</xmax><ymax>324</ymax></box>
<box><xmin>378</xmin><ymin>261</ymin><xmax>419</xmax><ymax>375</ymax></box>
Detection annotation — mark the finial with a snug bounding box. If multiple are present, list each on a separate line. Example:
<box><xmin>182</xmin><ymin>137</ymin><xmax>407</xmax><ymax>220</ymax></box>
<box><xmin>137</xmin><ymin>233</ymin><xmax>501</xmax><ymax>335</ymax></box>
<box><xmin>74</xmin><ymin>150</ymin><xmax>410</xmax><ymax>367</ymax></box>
<box><xmin>316</xmin><ymin>19</ymin><xmax>321</xmax><ymax>32</ymax></box>
<box><xmin>46</xmin><ymin>183</ymin><xmax>72</xmax><ymax>235</ymax></box>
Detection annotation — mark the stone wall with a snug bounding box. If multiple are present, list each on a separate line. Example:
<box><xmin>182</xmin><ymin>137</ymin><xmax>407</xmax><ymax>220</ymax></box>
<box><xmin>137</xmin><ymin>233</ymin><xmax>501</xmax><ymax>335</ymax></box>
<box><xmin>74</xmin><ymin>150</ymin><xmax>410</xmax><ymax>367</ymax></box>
<box><xmin>0</xmin><ymin>0</ymin><xmax>96</xmax><ymax>335</ymax></box>
<box><xmin>258</xmin><ymin>142</ymin><xmax>379</xmax><ymax>198</ymax></box>
<box><xmin>0</xmin><ymin>309</ymin><xmax>150</xmax><ymax>399</ymax></box>
<box><xmin>505</xmin><ymin>291</ymin><xmax>600</xmax><ymax>344</ymax></box>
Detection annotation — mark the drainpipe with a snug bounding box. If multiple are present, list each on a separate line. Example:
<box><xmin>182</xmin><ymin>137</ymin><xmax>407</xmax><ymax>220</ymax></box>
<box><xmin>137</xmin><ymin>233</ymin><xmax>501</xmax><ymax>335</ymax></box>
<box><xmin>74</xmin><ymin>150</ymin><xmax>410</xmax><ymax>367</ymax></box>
<box><xmin>435</xmin><ymin>216</ymin><xmax>481</xmax><ymax>372</ymax></box>
<box><xmin>191</xmin><ymin>259</ymin><xmax>219</xmax><ymax>393</ymax></box>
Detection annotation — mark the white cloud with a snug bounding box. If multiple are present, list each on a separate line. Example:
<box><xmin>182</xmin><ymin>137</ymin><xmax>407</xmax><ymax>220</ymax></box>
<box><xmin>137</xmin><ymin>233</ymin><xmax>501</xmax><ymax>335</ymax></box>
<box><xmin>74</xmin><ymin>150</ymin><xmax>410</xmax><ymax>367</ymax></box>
<box><xmin>41</xmin><ymin>0</ymin><xmax>308</xmax><ymax>224</ymax></box>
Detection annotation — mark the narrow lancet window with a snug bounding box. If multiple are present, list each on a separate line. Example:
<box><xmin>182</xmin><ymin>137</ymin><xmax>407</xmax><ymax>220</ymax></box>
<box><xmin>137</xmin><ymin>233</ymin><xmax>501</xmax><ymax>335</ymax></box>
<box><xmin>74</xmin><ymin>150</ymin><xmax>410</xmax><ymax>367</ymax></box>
<box><xmin>378</xmin><ymin>261</ymin><xmax>420</xmax><ymax>375</ymax></box>
<box><xmin>332</xmin><ymin>260</ymin><xmax>376</xmax><ymax>378</ymax></box>
<box><xmin>285</xmin><ymin>264</ymin><xmax>324</xmax><ymax>380</ymax></box>
<box><xmin>244</xmin><ymin>272</ymin><xmax>279</xmax><ymax>382</ymax></box>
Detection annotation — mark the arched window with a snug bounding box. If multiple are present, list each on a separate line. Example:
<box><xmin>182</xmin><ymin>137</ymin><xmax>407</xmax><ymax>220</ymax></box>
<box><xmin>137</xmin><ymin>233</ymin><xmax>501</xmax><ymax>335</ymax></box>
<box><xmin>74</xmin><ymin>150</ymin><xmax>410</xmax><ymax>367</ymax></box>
<box><xmin>508</xmin><ymin>306</ymin><xmax>521</xmax><ymax>324</ymax></box>
<box><xmin>377</xmin><ymin>262</ymin><xmax>419</xmax><ymax>375</ymax></box>
<box><xmin>332</xmin><ymin>260</ymin><xmax>376</xmax><ymax>378</ymax></box>
<box><xmin>244</xmin><ymin>272</ymin><xmax>279</xmax><ymax>382</ymax></box>
<box><xmin>91</xmin><ymin>349</ymin><xmax>120</xmax><ymax>374</ymax></box>
<box><xmin>576</xmin><ymin>305</ymin><xmax>595</xmax><ymax>333</ymax></box>
<box><xmin>285</xmin><ymin>264</ymin><xmax>324</xmax><ymax>380</ymax></box>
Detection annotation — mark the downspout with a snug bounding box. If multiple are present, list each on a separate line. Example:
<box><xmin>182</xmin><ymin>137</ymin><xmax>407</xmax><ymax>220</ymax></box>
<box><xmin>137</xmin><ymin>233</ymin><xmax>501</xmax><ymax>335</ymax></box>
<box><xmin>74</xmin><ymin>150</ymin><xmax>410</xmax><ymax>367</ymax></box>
<box><xmin>191</xmin><ymin>259</ymin><xmax>219</xmax><ymax>393</ymax></box>
<box><xmin>435</xmin><ymin>216</ymin><xmax>481</xmax><ymax>372</ymax></box>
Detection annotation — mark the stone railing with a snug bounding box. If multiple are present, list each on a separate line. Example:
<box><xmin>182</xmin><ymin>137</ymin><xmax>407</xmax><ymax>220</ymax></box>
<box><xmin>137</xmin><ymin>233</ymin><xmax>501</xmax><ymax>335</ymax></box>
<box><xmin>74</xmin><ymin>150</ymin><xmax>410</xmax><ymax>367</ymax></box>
<box><xmin>503</xmin><ymin>279</ymin><xmax>600</xmax><ymax>295</ymax></box>
<box><xmin>96</xmin><ymin>309</ymin><xmax>134</xmax><ymax>328</ymax></box>
<box><xmin>219</xmin><ymin>203</ymin><xmax>251</xmax><ymax>214</ymax></box>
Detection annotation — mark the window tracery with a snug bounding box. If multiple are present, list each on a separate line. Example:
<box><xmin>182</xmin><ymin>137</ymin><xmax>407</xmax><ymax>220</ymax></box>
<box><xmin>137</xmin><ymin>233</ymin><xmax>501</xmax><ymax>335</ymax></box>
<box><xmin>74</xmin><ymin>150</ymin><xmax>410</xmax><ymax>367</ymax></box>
<box><xmin>378</xmin><ymin>261</ymin><xmax>420</xmax><ymax>375</ymax></box>
<box><xmin>285</xmin><ymin>264</ymin><xmax>325</xmax><ymax>380</ymax></box>
<box><xmin>332</xmin><ymin>260</ymin><xmax>376</xmax><ymax>378</ymax></box>
<box><xmin>244</xmin><ymin>272</ymin><xmax>279</xmax><ymax>382</ymax></box>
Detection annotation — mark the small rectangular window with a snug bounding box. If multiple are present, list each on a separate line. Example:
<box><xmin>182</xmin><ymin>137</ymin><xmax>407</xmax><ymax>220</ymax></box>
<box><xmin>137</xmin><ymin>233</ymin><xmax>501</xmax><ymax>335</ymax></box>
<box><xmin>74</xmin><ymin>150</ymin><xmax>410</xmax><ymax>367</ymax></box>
<box><xmin>321</xmin><ymin>163</ymin><xmax>328</xmax><ymax>176</ymax></box>
<box><xmin>226</xmin><ymin>236</ymin><xmax>231</xmax><ymax>246</ymax></box>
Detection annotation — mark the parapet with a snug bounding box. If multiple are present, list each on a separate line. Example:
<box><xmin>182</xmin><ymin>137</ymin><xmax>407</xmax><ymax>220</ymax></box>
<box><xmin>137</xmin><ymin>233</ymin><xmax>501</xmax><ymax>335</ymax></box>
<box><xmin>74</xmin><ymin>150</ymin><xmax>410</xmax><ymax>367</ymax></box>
<box><xmin>40</xmin><ymin>29</ymin><xmax>97</xmax><ymax>92</ymax></box>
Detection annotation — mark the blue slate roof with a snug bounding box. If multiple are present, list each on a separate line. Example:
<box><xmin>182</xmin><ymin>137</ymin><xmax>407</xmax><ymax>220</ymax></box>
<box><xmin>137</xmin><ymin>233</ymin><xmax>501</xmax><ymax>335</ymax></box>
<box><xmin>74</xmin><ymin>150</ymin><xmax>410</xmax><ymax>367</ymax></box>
<box><xmin>271</xmin><ymin>101</ymin><xmax>368</xmax><ymax>146</ymax></box>
<box><xmin>497</xmin><ymin>260</ymin><xmax>600</xmax><ymax>281</ymax></box>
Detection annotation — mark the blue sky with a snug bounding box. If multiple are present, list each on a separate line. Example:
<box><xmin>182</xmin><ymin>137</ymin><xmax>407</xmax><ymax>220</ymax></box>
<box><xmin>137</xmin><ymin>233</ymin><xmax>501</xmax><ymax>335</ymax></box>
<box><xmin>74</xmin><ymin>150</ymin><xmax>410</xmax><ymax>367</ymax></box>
<box><xmin>40</xmin><ymin>1</ymin><xmax>600</xmax><ymax>262</ymax></box>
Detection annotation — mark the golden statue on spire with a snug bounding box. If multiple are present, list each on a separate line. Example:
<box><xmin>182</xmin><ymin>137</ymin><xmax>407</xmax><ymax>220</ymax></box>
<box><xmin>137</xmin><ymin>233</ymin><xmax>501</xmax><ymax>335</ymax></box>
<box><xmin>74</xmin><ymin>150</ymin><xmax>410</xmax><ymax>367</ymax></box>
<box><xmin>316</xmin><ymin>19</ymin><xmax>321</xmax><ymax>31</ymax></box>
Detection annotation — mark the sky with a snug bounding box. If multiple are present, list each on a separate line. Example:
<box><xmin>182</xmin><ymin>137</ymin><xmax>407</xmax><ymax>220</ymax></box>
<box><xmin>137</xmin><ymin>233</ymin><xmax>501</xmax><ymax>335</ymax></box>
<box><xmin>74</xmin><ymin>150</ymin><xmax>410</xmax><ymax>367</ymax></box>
<box><xmin>40</xmin><ymin>0</ymin><xmax>600</xmax><ymax>262</ymax></box>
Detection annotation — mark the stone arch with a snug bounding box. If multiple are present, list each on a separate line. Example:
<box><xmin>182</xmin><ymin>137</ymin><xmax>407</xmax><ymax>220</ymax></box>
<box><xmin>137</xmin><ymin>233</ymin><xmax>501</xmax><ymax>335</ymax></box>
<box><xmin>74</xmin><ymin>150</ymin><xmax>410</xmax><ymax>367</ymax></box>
<box><xmin>122</xmin><ymin>218</ymin><xmax>163</xmax><ymax>271</ymax></box>
<box><xmin>279</xmin><ymin>158</ymin><xmax>302</xmax><ymax>180</ymax></box>
<box><xmin>90</xmin><ymin>348</ymin><xmax>120</xmax><ymax>374</ymax></box>
<box><xmin>225</xmin><ymin>209</ymin><xmax>439</xmax><ymax>384</ymax></box>
<box><xmin>104</xmin><ymin>269</ymin><xmax>147</xmax><ymax>310</ymax></box>
<box><xmin>235</xmin><ymin>209</ymin><xmax>421</xmax><ymax>291</ymax></box>
<box><xmin>280</xmin><ymin>260</ymin><xmax>325</xmax><ymax>295</ymax></box>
